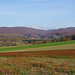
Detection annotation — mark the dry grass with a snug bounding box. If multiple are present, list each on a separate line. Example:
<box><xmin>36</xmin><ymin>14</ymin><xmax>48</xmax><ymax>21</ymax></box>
<box><xmin>0</xmin><ymin>56</ymin><xmax>75</xmax><ymax>75</ymax></box>
<box><xmin>0</xmin><ymin>49</ymin><xmax>75</xmax><ymax>75</ymax></box>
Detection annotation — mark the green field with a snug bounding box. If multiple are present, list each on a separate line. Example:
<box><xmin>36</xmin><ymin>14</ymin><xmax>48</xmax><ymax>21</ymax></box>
<box><xmin>0</xmin><ymin>40</ymin><xmax>75</xmax><ymax>52</ymax></box>
<box><xmin>11</xmin><ymin>44</ymin><xmax>75</xmax><ymax>52</ymax></box>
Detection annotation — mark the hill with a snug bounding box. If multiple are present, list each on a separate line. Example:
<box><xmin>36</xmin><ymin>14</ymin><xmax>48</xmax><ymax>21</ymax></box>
<box><xmin>45</xmin><ymin>27</ymin><xmax>75</xmax><ymax>39</ymax></box>
<box><xmin>0</xmin><ymin>27</ymin><xmax>75</xmax><ymax>39</ymax></box>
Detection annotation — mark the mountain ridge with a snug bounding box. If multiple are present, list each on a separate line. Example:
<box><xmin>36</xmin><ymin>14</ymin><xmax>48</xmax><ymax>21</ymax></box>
<box><xmin>0</xmin><ymin>27</ymin><xmax>75</xmax><ymax>39</ymax></box>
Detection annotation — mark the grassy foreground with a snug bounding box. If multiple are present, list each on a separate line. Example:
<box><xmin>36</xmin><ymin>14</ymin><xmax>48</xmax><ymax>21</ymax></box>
<box><xmin>0</xmin><ymin>40</ymin><xmax>75</xmax><ymax>52</ymax></box>
<box><xmin>0</xmin><ymin>40</ymin><xmax>75</xmax><ymax>74</ymax></box>
<box><xmin>0</xmin><ymin>49</ymin><xmax>75</xmax><ymax>75</ymax></box>
<box><xmin>0</xmin><ymin>55</ymin><xmax>75</xmax><ymax>75</ymax></box>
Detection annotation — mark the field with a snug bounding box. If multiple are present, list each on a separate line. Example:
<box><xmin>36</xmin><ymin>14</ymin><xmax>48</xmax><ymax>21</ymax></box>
<box><xmin>0</xmin><ymin>40</ymin><xmax>75</xmax><ymax>75</ymax></box>
<box><xmin>0</xmin><ymin>50</ymin><xmax>75</xmax><ymax>75</ymax></box>
<box><xmin>0</xmin><ymin>40</ymin><xmax>75</xmax><ymax>52</ymax></box>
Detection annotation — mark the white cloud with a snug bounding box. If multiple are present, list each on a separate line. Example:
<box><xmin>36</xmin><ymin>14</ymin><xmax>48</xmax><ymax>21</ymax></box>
<box><xmin>31</xmin><ymin>26</ymin><xmax>37</xmax><ymax>29</ymax></box>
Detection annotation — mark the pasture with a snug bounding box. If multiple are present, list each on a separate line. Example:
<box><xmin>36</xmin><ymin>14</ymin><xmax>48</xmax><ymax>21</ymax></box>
<box><xmin>0</xmin><ymin>49</ymin><xmax>75</xmax><ymax>75</ymax></box>
<box><xmin>0</xmin><ymin>40</ymin><xmax>75</xmax><ymax>52</ymax></box>
<box><xmin>0</xmin><ymin>40</ymin><xmax>75</xmax><ymax>75</ymax></box>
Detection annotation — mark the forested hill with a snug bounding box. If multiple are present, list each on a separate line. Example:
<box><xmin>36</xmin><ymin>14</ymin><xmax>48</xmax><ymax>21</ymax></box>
<box><xmin>0</xmin><ymin>27</ymin><xmax>75</xmax><ymax>39</ymax></box>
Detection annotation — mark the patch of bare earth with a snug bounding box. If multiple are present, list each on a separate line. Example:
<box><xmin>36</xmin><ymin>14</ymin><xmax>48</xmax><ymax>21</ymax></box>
<box><xmin>0</xmin><ymin>49</ymin><xmax>75</xmax><ymax>57</ymax></box>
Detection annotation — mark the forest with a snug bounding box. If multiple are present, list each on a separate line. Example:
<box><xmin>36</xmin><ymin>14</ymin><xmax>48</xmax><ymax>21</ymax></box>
<box><xmin>0</xmin><ymin>34</ymin><xmax>75</xmax><ymax>47</ymax></box>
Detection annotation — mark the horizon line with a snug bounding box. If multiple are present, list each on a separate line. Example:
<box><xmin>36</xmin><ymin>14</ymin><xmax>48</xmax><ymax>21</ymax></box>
<box><xmin>0</xmin><ymin>26</ymin><xmax>75</xmax><ymax>30</ymax></box>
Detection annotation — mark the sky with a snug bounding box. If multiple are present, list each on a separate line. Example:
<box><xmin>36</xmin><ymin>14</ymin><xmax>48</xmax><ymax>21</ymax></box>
<box><xmin>0</xmin><ymin>0</ymin><xmax>75</xmax><ymax>30</ymax></box>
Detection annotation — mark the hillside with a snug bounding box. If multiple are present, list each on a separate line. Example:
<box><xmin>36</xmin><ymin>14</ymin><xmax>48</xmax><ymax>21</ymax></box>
<box><xmin>0</xmin><ymin>27</ymin><xmax>75</xmax><ymax>39</ymax></box>
<box><xmin>0</xmin><ymin>27</ymin><xmax>45</xmax><ymax>35</ymax></box>
<box><xmin>45</xmin><ymin>27</ymin><xmax>75</xmax><ymax>39</ymax></box>
<box><xmin>0</xmin><ymin>40</ymin><xmax>75</xmax><ymax>52</ymax></box>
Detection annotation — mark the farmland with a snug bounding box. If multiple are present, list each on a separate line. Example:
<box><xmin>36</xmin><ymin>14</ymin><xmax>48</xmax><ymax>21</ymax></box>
<box><xmin>0</xmin><ymin>49</ymin><xmax>75</xmax><ymax>75</ymax></box>
<box><xmin>0</xmin><ymin>40</ymin><xmax>75</xmax><ymax>75</ymax></box>
<box><xmin>0</xmin><ymin>40</ymin><xmax>75</xmax><ymax>52</ymax></box>
<box><xmin>0</xmin><ymin>0</ymin><xmax>75</xmax><ymax>74</ymax></box>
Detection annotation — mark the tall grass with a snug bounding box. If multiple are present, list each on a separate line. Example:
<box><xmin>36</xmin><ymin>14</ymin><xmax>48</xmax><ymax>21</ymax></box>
<box><xmin>0</xmin><ymin>56</ymin><xmax>75</xmax><ymax>75</ymax></box>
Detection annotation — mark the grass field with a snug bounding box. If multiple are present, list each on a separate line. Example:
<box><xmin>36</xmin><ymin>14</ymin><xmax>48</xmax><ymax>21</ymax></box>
<box><xmin>0</xmin><ymin>40</ymin><xmax>75</xmax><ymax>52</ymax></box>
<box><xmin>8</xmin><ymin>44</ymin><xmax>75</xmax><ymax>52</ymax></box>
<box><xmin>0</xmin><ymin>50</ymin><xmax>75</xmax><ymax>75</ymax></box>
<box><xmin>0</xmin><ymin>40</ymin><xmax>75</xmax><ymax>74</ymax></box>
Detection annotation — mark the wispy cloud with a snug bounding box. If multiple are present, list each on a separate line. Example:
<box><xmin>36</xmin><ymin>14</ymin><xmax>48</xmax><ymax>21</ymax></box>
<box><xmin>0</xmin><ymin>1</ymin><xmax>72</xmax><ymax>16</ymax></box>
<box><xmin>0</xmin><ymin>0</ymin><xmax>75</xmax><ymax>29</ymax></box>
<box><xmin>0</xmin><ymin>12</ymin><xmax>17</xmax><ymax>15</ymax></box>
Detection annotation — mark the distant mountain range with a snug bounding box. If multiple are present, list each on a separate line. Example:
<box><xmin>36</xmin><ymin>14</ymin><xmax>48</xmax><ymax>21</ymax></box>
<box><xmin>0</xmin><ymin>27</ymin><xmax>75</xmax><ymax>39</ymax></box>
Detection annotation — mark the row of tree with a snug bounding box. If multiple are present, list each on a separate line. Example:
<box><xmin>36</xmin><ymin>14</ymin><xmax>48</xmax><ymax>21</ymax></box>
<box><xmin>53</xmin><ymin>34</ymin><xmax>75</xmax><ymax>42</ymax></box>
<box><xmin>0</xmin><ymin>34</ymin><xmax>74</xmax><ymax>47</ymax></box>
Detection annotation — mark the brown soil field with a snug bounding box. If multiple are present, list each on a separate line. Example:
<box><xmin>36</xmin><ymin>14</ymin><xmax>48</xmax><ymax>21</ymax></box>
<box><xmin>0</xmin><ymin>49</ymin><xmax>75</xmax><ymax>57</ymax></box>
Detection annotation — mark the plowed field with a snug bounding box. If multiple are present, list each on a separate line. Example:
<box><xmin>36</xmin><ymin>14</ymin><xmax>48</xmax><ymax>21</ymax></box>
<box><xmin>0</xmin><ymin>49</ymin><xmax>75</xmax><ymax>57</ymax></box>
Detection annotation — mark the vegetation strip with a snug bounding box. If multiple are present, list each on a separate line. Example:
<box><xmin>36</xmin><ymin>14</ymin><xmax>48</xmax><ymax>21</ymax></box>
<box><xmin>0</xmin><ymin>49</ymin><xmax>75</xmax><ymax>57</ymax></box>
<box><xmin>0</xmin><ymin>40</ymin><xmax>75</xmax><ymax>52</ymax></box>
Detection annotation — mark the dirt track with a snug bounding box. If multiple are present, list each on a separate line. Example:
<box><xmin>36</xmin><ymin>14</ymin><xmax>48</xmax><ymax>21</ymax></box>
<box><xmin>0</xmin><ymin>49</ymin><xmax>75</xmax><ymax>57</ymax></box>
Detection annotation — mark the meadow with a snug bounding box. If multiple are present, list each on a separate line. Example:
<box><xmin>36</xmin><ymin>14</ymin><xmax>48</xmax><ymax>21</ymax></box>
<box><xmin>0</xmin><ymin>40</ymin><xmax>75</xmax><ymax>75</ymax></box>
<box><xmin>0</xmin><ymin>50</ymin><xmax>75</xmax><ymax>75</ymax></box>
<box><xmin>0</xmin><ymin>40</ymin><xmax>75</xmax><ymax>52</ymax></box>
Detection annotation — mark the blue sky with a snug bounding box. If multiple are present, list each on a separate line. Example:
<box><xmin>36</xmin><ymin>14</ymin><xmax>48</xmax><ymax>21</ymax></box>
<box><xmin>0</xmin><ymin>0</ymin><xmax>75</xmax><ymax>30</ymax></box>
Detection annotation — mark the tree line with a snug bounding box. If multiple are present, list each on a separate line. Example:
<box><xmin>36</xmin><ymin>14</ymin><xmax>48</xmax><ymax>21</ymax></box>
<box><xmin>0</xmin><ymin>34</ymin><xmax>75</xmax><ymax>47</ymax></box>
